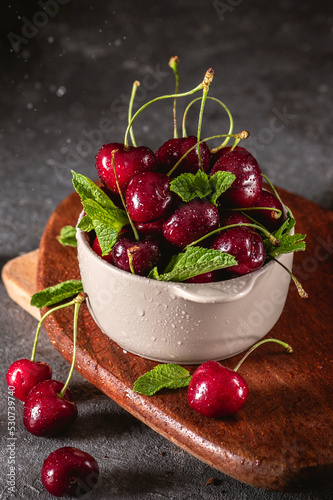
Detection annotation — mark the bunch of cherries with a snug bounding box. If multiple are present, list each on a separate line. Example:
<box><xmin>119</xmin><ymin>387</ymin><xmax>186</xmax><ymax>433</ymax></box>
<box><xmin>6</xmin><ymin>294</ymin><xmax>99</xmax><ymax>497</ymax></box>
<box><xmin>90</xmin><ymin>64</ymin><xmax>286</xmax><ymax>282</ymax></box>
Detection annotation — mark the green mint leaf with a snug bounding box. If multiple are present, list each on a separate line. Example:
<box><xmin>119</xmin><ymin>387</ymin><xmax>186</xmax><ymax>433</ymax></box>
<box><xmin>77</xmin><ymin>215</ymin><xmax>94</xmax><ymax>232</ymax></box>
<box><xmin>72</xmin><ymin>171</ymin><xmax>118</xmax><ymax>211</ymax></box>
<box><xmin>57</xmin><ymin>225</ymin><xmax>77</xmax><ymax>247</ymax></box>
<box><xmin>170</xmin><ymin>170</ymin><xmax>212</xmax><ymax>203</ymax></box>
<box><xmin>265</xmin><ymin>232</ymin><xmax>306</xmax><ymax>258</ymax></box>
<box><xmin>149</xmin><ymin>246</ymin><xmax>237</xmax><ymax>282</ymax></box>
<box><xmin>209</xmin><ymin>171</ymin><xmax>236</xmax><ymax>205</ymax></box>
<box><xmin>30</xmin><ymin>279</ymin><xmax>83</xmax><ymax>308</ymax></box>
<box><xmin>133</xmin><ymin>364</ymin><xmax>191</xmax><ymax>396</ymax></box>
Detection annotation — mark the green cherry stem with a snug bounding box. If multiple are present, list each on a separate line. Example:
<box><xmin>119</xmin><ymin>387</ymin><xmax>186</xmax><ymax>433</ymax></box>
<box><xmin>169</xmin><ymin>55</ymin><xmax>180</xmax><ymax>139</ymax></box>
<box><xmin>233</xmin><ymin>338</ymin><xmax>293</xmax><ymax>373</ymax></box>
<box><xmin>231</xmin><ymin>206</ymin><xmax>283</xmax><ymax>220</ymax></box>
<box><xmin>128</xmin><ymin>80</ymin><xmax>140</xmax><ymax>147</ymax></box>
<box><xmin>123</xmin><ymin>70</ymin><xmax>210</xmax><ymax>147</ymax></box>
<box><xmin>261</xmin><ymin>173</ymin><xmax>284</xmax><ymax>205</ymax></box>
<box><xmin>271</xmin><ymin>257</ymin><xmax>308</xmax><ymax>299</ymax></box>
<box><xmin>111</xmin><ymin>150</ymin><xmax>140</xmax><ymax>241</ymax></box>
<box><xmin>197</xmin><ymin>68</ymin><xmax>215</xmax><ymax>170</ymax></box>
<box><xmin>58</xmin><ymin>293</ymin><xmax>87</xmax><ymax>399</ymax></box>
<box><xmin>127</xmin><ymin>249</ymin><xmax>136</xmax><ymax>275</ymax></box>
<box><xmin>185</xmin><ymin>222</ymin><xmax>280</xmax><ymax>248</ymax></box>
<box><xmin>182</xmin><ymin>96</ymin><xmax>234</xmax><ymax>146</ymax></box>
<box><xmin>31</xmin><ymin>299</ymin><xmax>77</xmax><ymax>362</ymax></box>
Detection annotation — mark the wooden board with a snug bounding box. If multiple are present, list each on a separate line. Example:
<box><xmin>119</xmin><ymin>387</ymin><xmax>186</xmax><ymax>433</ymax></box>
<box><xmin>5</xmin><ymin>188</ymin><xmax>333</xmax><ymax>491</ymax></box>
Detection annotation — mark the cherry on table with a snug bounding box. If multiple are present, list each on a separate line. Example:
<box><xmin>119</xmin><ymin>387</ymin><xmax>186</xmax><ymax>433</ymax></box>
<box><xmin>6</xmin><ymin>359</ymin><xmax>52</xmax><ymax>402</ymax></box>
<box><xmin>41</xmin><ymin>446</ymin><xmax>99</xmax><ymax>497</ymax></box>
<box><xmin>23</xmin><ymin>379</ymin><xmax>77</xmax><ymax>437</ymax></box>
<box><xmin>95</xmin><ymin>142</ymin><xmax>157</xmax><ymax>194</ymax></box>
<box><xmin>211</xmin><ymin>226</ymin><xmax>266</xmax><ymax>276</ymax></box>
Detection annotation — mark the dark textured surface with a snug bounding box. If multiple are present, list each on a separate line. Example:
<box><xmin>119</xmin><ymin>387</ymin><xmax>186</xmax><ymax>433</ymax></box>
<box><xmin>0</xmin><ymin>0</ymin><xmax>332</xmax><ymax>498</ymax></box>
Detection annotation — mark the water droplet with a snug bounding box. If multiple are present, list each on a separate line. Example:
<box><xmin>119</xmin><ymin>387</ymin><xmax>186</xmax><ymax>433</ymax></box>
<box><xmin>177</xmin><ymin>341</ymin><xmax>183</xmax><ymax>346</ymax></box>
<box><xmin>151</xmin><ymin>336</ymin><xmax>156</xmax><ymax>342</ymax></box>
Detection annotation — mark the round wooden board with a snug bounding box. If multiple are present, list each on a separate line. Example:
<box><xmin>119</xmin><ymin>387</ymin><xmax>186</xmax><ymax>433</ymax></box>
<box><xmin>37</xmin><ymin>187</ymin><xmax>333</xmax><ymax>491</ymax></box>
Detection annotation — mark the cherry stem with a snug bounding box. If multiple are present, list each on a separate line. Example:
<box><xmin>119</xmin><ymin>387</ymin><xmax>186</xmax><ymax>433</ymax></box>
<box><xmin>261</xmin><ymin>174</ymin><xmax>284</xmax><ymax>205</ymax></box>
<box><xmin>182</xmin><ymin>96</ymin><xmax>234</xmax><ymax>147</ymax></box>
<box><xmin>31</xmin><ymin>299</ymin><xmax>77</xmax><ymax>362</ymax></box>
<box><xmin>271</xmin><ymin>256</ymin><xmax>308</xmax><ymax>298</ymax></box>
<box><xmin>128</xmin><ymin>81</ymin><xmax>140</xmax><ymax>147</ymax></box>
<box><xmin>169</xmin><ymin>55</ymin><xmax>180</xmax><ymax>139</ymax></box>
<box><xmin>123</xmin><ymin>70</ymin><xmax>209</xmax><ymax>147</ymax></box>
<box><xmin>58</xmin><ymin>293</ymin><xmax>87</xmax><ymax>399</ymax></box>
<box><xmin>231</xmin><ymin>206</ymin><xmax>283</xmax><ymax>220</ymax></box>
<box><xmin>233</xmin><ymin>338</ymin><xmax>293</xmax><ymax>373</ymax></box>
<box><xmin>127</xmin><ymin>249</ymin><xmax>136</xmax><ymax>274</ymax></box>
<box><xmin>110</xmin><ymin>150</ymin><xmax>140</xmax><ymax>242</ymax></box>
<box><xmin>185</xmin><ymin>222</ymin><xmax>280</xmax><ymax>248</ymax></box>
<box><xmin>197</xmin><ymin>68</ymin><xmax>215</xmax><ymax>170</ymax></box>
<box><xmin>166</xmin><ymin>131</ymin><xmax>247</xmax><ymax>177</ymax></box>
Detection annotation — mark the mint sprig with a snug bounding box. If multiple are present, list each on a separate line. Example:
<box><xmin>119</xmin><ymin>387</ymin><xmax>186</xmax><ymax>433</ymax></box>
<box><xmin>57</xmin><ymin>225</ymin><xmax>77</xmax><ymax>247</ymax></box>
<box><xmin>72</xmin><ymin>171</ymin><xmax>129</xmax><ymax>255</ymax></box>
<box><xmin>264</xmin><ymin>208</ymin><xmax>306</xmax><ymax>258</ymax></box>
<box><xmin>133</xmin><ymin>364</ymin><xmax>191</xmax><ymax>396</ymax></box>
<box><xmin>31</xmin><ymin>279</ymin><xmax>84</xmax><ymax>308</ymax></box>
<box><xmin>170</xmin><ymin>170</ymin><xmax>235</xmax><ymax>205</ymax></box>
<box><xmin>149</xmin><ymin>246</ymin><xmax>237</xmax><ymax>282</ymax></box>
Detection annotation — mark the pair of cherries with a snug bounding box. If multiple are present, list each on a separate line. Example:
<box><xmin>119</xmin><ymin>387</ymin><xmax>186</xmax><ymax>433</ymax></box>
<box><xmin>6</xmin><ymin>294</ymin><xmax>99</xmax><ymax>497</ymax></box>
<box><xmin>93</xmin><ymin>138</ymin><xmax>285</xmax><ymax>280</ymax></box>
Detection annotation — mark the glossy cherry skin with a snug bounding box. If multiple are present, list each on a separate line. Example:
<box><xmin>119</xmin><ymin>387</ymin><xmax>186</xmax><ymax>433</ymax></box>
<box><xmin>251</xmin><ymin>189</ymin><xmax>286</xmax><ymax>232</ymax></box>
<box><xmin>23</xmin><ymin>380</ymin><xmax>77</xmax><ymax>437</ymax></box>
<box><xmin>135</xmin><ymin>217</ymin><xmax>165</xmax><ymax>237</ymax></box>
<box><xmin>155</xmin><ymin>136</ymin><xmax>211</xmax><ymax>176</ymax></box>
<box><xmin>210</xmin><ymin>149</ymin><xmax>262</xmax><ymax>208</ymax></box>
<box><xmin>111</xmin><ymin>235</ymin><xmax>161</xmax><ymax>276</ymax></box>
<box><xmin>92</xmin><ymin>236</ymin><xmax>113</xmax><ymax>263</ymax></box>
<box><xmin>95</xmin><ymin>142</ymin><xmax>156</xmax><ymax>194</ymax></box>
<box><xmin>188</xmin><ymin>360</ymin><xmax>249</xmax><ymax>418</ymax></box>
<box><xmin>163</xmin><ymin>200</ymin><xmax>220</xmax><ymax>248</ymax></box>
<box><xmin>6</xmin><ymin>359</ymin><xmax>52</xmax><ymax>402</ymax></box>
<box><xmin>41</xmin><ymin>447</ymin><xmax>99</xmax><ymax>497</ymax></box>
<box><xmin>126</xmin><ymin>171</ymin><xmax>174</xmax><ymax>223</ymax></box>
<box><xmin>210</xmin><ymin>145</ymin><xmax>247</xmax><ymax>168</ymax></box>
<box><xmin>211</xmin><ymin>226</ymin><xmax>266</xmax><ymax>275</ymax></box>
<box><xmin>218</xmin><ymin>210</ymin><xmax>251</xmax><ymax>228</ymax></box>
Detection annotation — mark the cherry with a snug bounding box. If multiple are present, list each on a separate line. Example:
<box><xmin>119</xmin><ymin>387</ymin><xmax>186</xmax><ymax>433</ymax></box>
<box><xmin>211</xmin><ymin>226</ymin><xmax>266</xmax><ymax>275</ymax></box>
<box><xmin>218</xmin><ymin>209</ymin><xmax>251</xmax><ymax>227</ymax></box>
<box><xmin>155</xmin><ymin>136</ymin><xmax>211</xmax><ymax>176</ymax></box>
<box><xmin>41</xmin><ymin>447</ymin><xmax>99</xmax><ymax>497</ymax></box>
<box><xmin>185</xmin><ymin>270</ymin><xmax>219</xmax><ymax>283</ymax></box>
<box><xmin>23</xmin><ymin>379</ymin><xmax>77</xmax><ymax>437</ymax></box>
<box><xmin>6</xmin><ymin>359</ymin><xmax>52</xmax><ymax>402</ymax></box>
<box><xmin>188</xmin><ymin>338</ymin><xmax>293</xmax><ymax>418</ymax></box>
<box><xmin>125</xmin><ymin>171</ymin><xmax>174</xmax><ymax>223</ymax></box>
<box><xmin>210</xmin><ymin>148</ymin><xmax>262</xmax><ymax>208</ymax></box>
<box><xmin>210</xmin><ymin>144</ymin><xmax>247</xmax><ymax>168</ymax></box>
<box><xmin>95</xmin><ymin>142</ymin><xmax>156</xmax><ymax>194</ymax></box>
<box><xmin>135</xmin><ymin>217</ymin><xmax>165</xmax><ymax>237</ymax></box>
<box><xmin>163</xmin><ymin>200</ymin><xmax>220</xmax><ymax>248</ymax></box>
<box><xmin>111</xmin><ymin>234</ymin><xmax>161</xmax><ymax>276</ymax></box>
<box><xmin>188</xmin><ymin>360</ymin><xmax>249</xmax><ymax>418</ymax></box>
<box><xmin>250</xmin><ymin>189</ymin><xmax>286</xmax><ymax>232</ymax></box>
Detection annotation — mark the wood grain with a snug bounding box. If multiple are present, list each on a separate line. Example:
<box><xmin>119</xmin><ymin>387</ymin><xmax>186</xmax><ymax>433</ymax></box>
<box><xmin>35</xmin><ymin>188</ymin><xmax>333</xmax><ymax>491</ymax></box>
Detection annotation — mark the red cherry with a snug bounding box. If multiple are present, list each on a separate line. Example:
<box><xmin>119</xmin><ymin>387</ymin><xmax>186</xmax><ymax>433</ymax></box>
<box><xmin>6</xmin><ymin>359</ymin><xmax>52</xmax><ymax>402</ymax></box>
<box><xmin>211</xmin><ymin>149</ymin><xmax>262</xmax><ymax>208</ymax></box>
<box><xmin>41</xmin><ymin>447</ymin><xmax>99</xmax><ymax>497</ymax></box>
<box><xmin>251</xmin><ymin>189</ymin><xmax>287</xmax><ymax>232</ymax></box>
<box><xmin>125</xmin><ymin>171</ymin><xmax>174</xmax><ymax>223</ymax></box>
<box><xmin>92</xmin><ymin>236</ymin><xmax>113</xmax><ymax>263</ymax></box>
<box><xmin>163</xmin><ymin>200</ymin><xmax>220</xmax><ymax>248</ymax></box>
<box><xmin>23</xmin><ymin>379</ymin><xmax>77</xmax><ymax>437</ymax></box>
<box><xmin>111</xmin><ymin>235</ymin><xmax>161</xmax><ymax>276</ymax></box>
<box><xmin>188</xmin><ymin>360</ymin><xmax>249</xmax><ymax>418</ymax></box>
<box><xmin>211</xmin><ymin>226</ymin><xmax>266</xmax><ymax>276</ymax></box>
<box><xmin>95</xmin><ymin>142</ymin><xmax>156</xmax><ymax>194</ymax></box>
<box><xmin>155</xmin><ymin>136</ymin><xmax>211</xmax><ymax>176</ymax></box>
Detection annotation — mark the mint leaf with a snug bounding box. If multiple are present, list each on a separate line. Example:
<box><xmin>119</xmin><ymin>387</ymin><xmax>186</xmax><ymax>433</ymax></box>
<box><xmin>72</xmin><ymin>171</ymin><xmax>129</xmax><ymax>255</ymax></box>
<box><xmin>170</xmin><ymin>170</ymin><xmax>212</xmax><ymax>203</ymax></box>
<box><xmin>31</xmin><ymin>279</ymin><xmax>83</xmax><ymax>308</ymax></box>
<box><xmin>209</xmin><ymin>171</ymin><xmax>236</xmax><ymax>205</ymax></box>
<box><xmin>149</xmin><ymin>246</ymin><xmax>237</xmax><ymax>282</ymax></box>
<box><xmin>57</xmin><ymin>225</ymin><xmax>77</xmax><ymax>247</ymax></box>
<box><xmin>264</xmin><ymin>208</ymin><xmax>306</xmax><ymax>258</ymax></box>
<box><xmin>133</xmin><ymin>364</ymin><xmax>191</xmax><ymax>396</ymax></box>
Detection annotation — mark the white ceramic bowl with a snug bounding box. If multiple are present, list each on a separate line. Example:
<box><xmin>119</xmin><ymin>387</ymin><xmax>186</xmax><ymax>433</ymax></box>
<box><xmin>76</xmin><ymin>220</ymin><xmax>293</xmax><ymax>364</ymax></box>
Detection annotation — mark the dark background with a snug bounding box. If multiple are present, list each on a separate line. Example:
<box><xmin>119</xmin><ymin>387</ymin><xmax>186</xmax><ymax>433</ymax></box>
<box><xmin>0</xmin><ymin>1</ymin><xmax>332</xmax><ymax>499</ymax></box>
